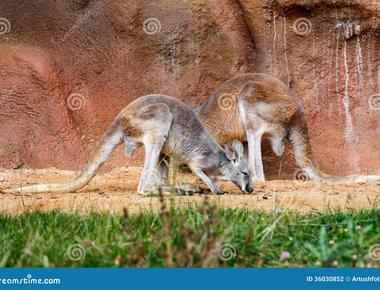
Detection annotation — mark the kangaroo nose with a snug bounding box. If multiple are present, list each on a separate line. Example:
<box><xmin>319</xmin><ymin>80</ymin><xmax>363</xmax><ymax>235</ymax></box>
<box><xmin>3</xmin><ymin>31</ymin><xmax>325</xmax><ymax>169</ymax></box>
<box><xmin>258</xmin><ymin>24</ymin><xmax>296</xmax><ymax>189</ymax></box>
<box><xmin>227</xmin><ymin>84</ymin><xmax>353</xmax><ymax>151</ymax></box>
<box><xmin>244</xmin><ymin>185</ymin><xmax>254</xmax><ymax>194</ymax></box>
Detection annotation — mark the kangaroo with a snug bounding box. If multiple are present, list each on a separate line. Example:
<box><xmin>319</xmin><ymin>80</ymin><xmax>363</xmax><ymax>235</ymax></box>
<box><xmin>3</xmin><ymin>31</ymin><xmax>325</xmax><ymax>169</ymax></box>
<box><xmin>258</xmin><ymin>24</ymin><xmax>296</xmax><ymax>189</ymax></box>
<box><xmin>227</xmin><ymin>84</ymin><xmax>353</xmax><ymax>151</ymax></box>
<box><xmin>3</xmin><ymin>95</ymin><xmax>253</xmax><ymax>195</ymax></box>
<box><xmin>195</xmin><ymin>73</ymin><xmax>380</xmax><ymax>183</ymax></box>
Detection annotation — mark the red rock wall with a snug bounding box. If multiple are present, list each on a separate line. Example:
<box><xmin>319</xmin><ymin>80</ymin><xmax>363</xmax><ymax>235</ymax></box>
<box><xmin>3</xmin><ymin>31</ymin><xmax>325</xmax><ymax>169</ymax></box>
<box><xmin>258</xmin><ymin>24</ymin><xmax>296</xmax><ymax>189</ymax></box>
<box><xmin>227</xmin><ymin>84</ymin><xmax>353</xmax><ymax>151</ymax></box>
<box><xmin>0</xmin><ymin>0</ymin><xmax>379</xmax><ymax>177</ymax></box>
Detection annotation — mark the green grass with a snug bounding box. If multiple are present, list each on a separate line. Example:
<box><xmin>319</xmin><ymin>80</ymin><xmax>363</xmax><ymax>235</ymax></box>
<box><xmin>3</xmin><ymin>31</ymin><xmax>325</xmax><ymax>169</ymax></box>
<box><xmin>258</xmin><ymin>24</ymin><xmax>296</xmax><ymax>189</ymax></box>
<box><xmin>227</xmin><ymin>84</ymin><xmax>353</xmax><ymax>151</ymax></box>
<box><xmin>0</xmin><ymin>207</ymin><xmax>380</xmax><ymax>267</ymax></box>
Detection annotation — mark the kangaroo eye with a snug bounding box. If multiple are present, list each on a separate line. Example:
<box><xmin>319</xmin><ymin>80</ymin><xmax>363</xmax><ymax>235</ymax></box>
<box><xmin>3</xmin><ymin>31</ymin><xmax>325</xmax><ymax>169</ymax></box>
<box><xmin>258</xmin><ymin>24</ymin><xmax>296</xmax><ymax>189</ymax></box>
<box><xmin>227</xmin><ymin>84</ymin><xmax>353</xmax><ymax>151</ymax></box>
<box><xmin>241</xmin><ymin>171</ymin><xmax>248</xmax><ymax>176</ymax></box>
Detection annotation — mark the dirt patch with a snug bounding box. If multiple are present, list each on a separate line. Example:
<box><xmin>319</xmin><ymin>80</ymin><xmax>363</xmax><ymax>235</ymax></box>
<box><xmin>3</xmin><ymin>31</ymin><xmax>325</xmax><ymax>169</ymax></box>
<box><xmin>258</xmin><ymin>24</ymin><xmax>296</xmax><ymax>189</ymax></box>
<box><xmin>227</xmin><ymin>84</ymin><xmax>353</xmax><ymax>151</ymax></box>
<box><xmin>1</xmin><ymin>0</ymin><xmax>380</xmax><ymax>178</ymax></box>
<box><xmin>1</xmin><ymin>168</ymin><xmax>379</xmax><ymax>215</ymax></box>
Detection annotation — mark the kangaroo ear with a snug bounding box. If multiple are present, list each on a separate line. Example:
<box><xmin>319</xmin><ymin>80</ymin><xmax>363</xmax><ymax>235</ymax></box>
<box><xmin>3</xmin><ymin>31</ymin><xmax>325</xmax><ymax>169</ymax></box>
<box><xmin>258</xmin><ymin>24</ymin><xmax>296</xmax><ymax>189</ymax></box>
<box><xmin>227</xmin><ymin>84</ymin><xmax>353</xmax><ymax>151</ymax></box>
<box><xmin>232</xmin><ymin>140</ymin><xmax>244</xmax><ymax>158</ymax></box>
<box><xmin>224</xmin><ymin>143</ymin><xmax>236</xmax><ymax>161</ymax></box>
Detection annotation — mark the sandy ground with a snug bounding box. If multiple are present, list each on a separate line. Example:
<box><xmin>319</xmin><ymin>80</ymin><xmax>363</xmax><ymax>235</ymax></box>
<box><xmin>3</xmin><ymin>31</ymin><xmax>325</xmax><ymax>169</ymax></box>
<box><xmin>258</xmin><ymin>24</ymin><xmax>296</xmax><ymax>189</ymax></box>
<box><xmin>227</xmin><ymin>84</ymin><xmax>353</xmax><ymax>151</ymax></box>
<box><xmin>0</xmin><ymin>167</ymin><xmax>380</xmax><ymax>215</ymax></box>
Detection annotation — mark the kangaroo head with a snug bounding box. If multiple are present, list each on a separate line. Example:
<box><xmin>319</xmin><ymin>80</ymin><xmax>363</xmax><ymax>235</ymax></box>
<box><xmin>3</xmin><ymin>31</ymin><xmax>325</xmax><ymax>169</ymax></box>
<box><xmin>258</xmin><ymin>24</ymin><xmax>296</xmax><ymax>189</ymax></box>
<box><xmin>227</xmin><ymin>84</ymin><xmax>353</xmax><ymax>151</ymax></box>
<box><xmin>222</xmin><ymin>140</ymin><xmax>253</xmax><ymax>194</ymax></box>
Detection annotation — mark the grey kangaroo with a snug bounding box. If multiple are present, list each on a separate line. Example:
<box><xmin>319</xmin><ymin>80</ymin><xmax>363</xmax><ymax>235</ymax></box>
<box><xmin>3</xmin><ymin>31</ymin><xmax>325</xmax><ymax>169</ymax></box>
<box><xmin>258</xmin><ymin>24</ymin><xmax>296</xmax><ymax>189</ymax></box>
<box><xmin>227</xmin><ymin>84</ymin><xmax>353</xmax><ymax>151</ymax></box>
<box><xmin>3</xmin><ymin>94</ymin><xmax>253</xmax><ymax>195</ymax></box>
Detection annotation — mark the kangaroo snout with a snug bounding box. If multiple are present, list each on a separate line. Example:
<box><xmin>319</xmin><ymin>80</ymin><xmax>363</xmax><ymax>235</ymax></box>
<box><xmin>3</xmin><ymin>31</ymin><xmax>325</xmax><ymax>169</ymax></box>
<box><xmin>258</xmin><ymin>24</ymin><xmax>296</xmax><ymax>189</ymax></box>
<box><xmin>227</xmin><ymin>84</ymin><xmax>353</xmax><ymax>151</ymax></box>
<box><xmin>243</xmin><ymin>184</ymin><xmax>254</xmax><ymax>194</ymax></box>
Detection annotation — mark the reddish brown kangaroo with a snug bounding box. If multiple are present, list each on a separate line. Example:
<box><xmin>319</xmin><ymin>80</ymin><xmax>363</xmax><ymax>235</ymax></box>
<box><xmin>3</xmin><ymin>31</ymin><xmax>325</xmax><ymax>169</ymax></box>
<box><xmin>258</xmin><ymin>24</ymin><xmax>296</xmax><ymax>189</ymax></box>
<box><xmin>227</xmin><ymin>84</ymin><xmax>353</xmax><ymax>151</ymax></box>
<box><xmin>195</xmin><ymin>73</ymin><xmax>380</xmax><ymax>183</ymax></box>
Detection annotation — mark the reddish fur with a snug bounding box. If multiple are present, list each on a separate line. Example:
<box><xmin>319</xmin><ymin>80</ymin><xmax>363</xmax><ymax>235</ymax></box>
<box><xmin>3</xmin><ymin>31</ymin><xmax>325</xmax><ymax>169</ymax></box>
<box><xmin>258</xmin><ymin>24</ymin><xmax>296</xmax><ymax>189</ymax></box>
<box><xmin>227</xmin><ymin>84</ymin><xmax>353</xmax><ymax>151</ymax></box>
<box><xmin>120</xmin><ymin>117</ymin><xmax>143</xmax><ymax>137</ymax></box>
<box><xmin>197</xmin><ymin>73</ymin><xmax>322</xmax><ymax>177</ymax></box>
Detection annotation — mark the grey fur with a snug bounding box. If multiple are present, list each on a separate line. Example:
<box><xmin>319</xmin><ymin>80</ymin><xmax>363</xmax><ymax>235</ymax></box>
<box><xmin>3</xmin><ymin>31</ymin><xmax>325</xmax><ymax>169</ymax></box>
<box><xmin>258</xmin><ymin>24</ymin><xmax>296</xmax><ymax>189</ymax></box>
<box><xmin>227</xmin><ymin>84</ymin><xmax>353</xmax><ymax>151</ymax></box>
<box><xmin>4</xmin><ymin>95</ymin><xmax>253</xmax><ymax>195</ymax></box>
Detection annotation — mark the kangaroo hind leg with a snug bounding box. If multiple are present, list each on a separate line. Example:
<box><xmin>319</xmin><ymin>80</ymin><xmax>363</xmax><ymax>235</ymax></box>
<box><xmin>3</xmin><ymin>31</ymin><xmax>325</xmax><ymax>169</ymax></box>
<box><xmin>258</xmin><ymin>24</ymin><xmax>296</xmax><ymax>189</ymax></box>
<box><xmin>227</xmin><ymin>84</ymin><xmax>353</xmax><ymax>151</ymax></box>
<box><xmin>137</xmin><ymin>141</ymin><xmax>165</xmax><ymax>193</ymax></box>
<box><xmin>237</xmin><ymin>85</ymin><xmax>266</xmax><ymax>182</ymax></box>
<box><xmin>239</xmin><ymin>109</ymin><xmax>266</xmax><ymax>181</ymax></box>
<box><xmin>247</xmin><ymin>129</ymin><xmax>265</xmax><ymax>181</ymax></box>
<box><xmin>133</xmin><ymin>103</ymin><xmax>173</xmax><ymax>194</ymax></box>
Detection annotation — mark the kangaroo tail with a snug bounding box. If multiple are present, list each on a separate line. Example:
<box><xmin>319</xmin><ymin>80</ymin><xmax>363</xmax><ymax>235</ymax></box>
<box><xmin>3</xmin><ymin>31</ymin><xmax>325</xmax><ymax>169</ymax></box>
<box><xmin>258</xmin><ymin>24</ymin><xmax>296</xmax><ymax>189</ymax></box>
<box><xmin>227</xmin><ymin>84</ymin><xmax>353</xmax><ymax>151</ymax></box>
<box><xmin>326</xmin><ymin>175</ymin><xmax>380</xmax><ymax>183</ymax></box>
<box><xmin>3</xmin><ymin>121</ymin><xmax>124</xmax><ymax>194</ymax></box>
<box><xmin>288</xmin><ymin>114</ymin><xmax>380</xmax><ymax>183</ymax></box>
